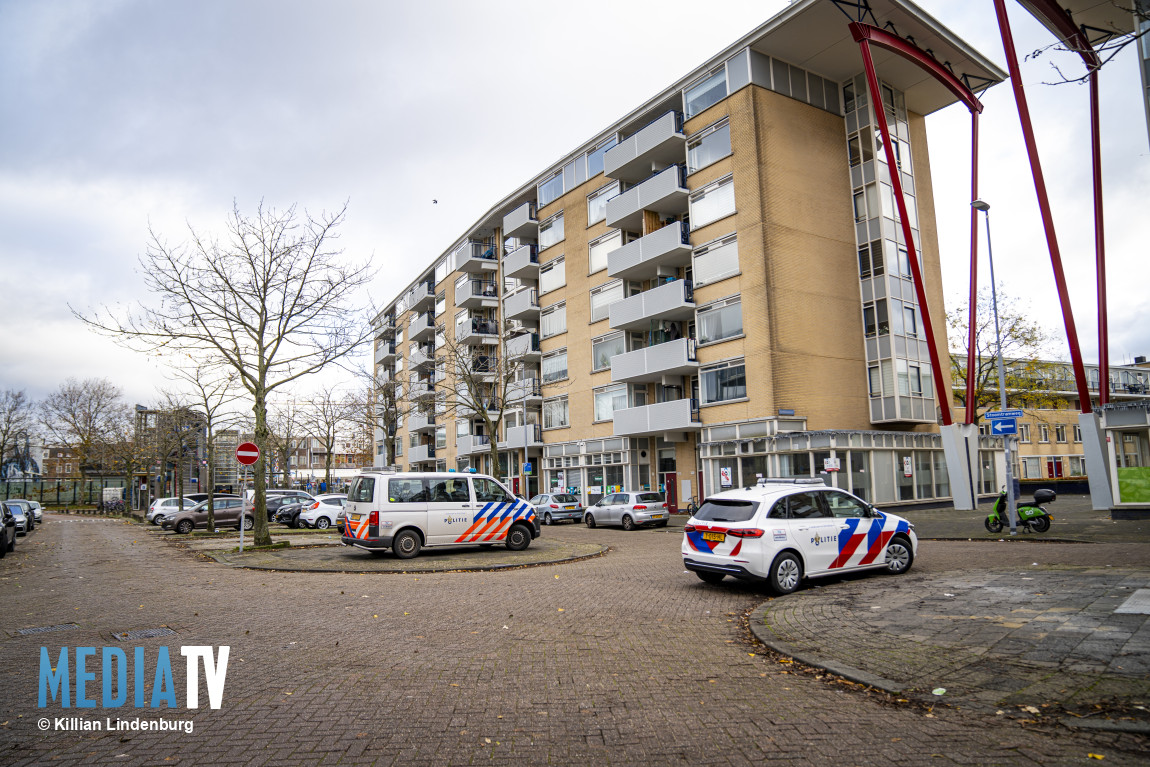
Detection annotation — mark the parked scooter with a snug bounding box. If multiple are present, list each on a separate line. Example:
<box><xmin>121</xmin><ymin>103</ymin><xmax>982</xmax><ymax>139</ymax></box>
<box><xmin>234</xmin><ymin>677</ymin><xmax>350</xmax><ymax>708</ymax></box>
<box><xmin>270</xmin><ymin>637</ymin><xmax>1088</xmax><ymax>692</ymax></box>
<box><xmin>984</xmin><ymin>488</ymin><xmax>1055</xmax><ymax>533</ymax></box>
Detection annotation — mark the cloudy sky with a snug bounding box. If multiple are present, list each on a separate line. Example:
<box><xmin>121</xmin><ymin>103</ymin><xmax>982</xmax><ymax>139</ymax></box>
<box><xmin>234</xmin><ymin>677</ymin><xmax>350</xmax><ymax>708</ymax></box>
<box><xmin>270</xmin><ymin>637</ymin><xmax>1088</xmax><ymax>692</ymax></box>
<box><xmin>1</xmin><ymin>0</ymin><xmax>1146</xmax><ymax>407</ymax></box>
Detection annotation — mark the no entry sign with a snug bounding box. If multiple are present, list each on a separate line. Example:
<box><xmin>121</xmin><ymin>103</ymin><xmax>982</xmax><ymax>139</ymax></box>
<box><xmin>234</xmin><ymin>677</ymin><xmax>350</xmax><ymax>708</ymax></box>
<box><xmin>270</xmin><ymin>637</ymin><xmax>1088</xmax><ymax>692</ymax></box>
<box><xmin>235</xmin><ymin>442</ymin><xmax>260</xmax><ymax>465</ymax></box>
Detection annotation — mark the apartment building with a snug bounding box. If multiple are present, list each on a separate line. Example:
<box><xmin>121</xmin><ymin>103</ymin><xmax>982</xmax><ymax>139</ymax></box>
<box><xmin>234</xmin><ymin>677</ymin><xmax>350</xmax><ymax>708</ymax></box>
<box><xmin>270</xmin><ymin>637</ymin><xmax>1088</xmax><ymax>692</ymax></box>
<box><xmin>955</xmin><ymin>356</ymin><xmax>1150</xmax><ymax>483</ymax></box>
<box><xmin>372</xmin><ymin>0</ymin><xmax>1005</xmax><ymax>509</ymax></box>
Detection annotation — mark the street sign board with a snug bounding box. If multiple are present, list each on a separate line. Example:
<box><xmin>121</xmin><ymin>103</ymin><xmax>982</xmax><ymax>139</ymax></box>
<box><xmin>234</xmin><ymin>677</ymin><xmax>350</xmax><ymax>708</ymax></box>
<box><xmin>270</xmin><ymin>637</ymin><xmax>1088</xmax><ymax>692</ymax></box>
<box><xmin>989</xmin><ymin>418</ymin><xmax>1018</xmax><ymax>435</ymax></box>
<box><xmin>235</xmin><ymin>442</ymin><xmax>260</xmax><ymax>465</ymax></box>
<box><xmin>985</xmin><ymin>409</ymin><xmax>1024</xmax><ymax>420</ymax></box>
<box><xmin>523</xmin><ymin>462</ymin><xmax>532</xmax><ymax>473</ymax></box>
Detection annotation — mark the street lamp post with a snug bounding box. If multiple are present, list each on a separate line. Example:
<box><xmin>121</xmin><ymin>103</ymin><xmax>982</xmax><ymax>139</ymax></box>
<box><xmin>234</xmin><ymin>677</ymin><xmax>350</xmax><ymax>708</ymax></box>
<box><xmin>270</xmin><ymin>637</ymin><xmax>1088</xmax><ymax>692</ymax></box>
<box><xmin>971</xmin><ymin>199</ymin><xmax>1018</xmax><ymax>534</ymax></box>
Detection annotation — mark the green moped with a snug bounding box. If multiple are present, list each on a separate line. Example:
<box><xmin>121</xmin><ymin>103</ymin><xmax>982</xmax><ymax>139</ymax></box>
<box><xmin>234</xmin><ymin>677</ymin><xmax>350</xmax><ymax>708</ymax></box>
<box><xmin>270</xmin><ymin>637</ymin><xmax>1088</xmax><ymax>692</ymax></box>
<box><xmin>984</xmin><ymin>488</ymin><xmax>1055</xmax><ymax>533</ymax></box>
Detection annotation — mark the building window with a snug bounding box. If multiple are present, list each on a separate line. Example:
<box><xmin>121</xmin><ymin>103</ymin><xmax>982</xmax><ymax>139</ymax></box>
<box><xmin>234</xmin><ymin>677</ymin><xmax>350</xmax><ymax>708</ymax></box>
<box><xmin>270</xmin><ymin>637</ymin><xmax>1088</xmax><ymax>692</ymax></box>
<box><xmin>587</xmin><ymin>181</ymin><xmax>619</xmax><ymax>225</ymax></box>
<box><xmin>539</xmin><ymin>171</ymin><xmax>564</xmax><ymax>207</ymax></box>
<box><xmin>434</xmin><ymin>258</ymin><xmax>448</xmax><ymax>285</ymax></box>
<box><xmin>693</xmin><ymin>234</ymin><xmax>738</xmax><ymax>286</ymax></box>
<box><xmin>64</xmin><ymin>463</ymin><xmax>72</xmax><ymax>474</ymax></box>
<box><xmin>542</xmin><ymin>350</ymin><xmax>568</xmax><ymax>383</ymax></box>
<box><xmin>1055</xmin><ymin>424</ymin><xmax>1067</xmax><ymax>443</ymax></box>
<box><xmin>394</xmin><ymin>439</ymin><xmax>402</xmax><ymax>457</ymax></box>
<box><xmin>539</xmin><ymin>212</ymin><xmax>565</xmax><ymax>250</ymax></box>
<box><xmin>588</xmin><ymin>231</ymin><xmax>621</xmax><ymax>275</ymax></box>
<box><xmin>898</xmin><ymin>247</ymin><xmax>912</xmax><ymax>279</ymax></box>
<box><xmin>435</xmin><ymin>425</ymin><xmax>447</xmax><ymax>450</ymax></box>
<box><xmin>687</xmin><ymin>117</ymin><xmax>731</xmax><ymax>173</ymax></box>
<box><xmin>543</xmin><ymin>396</ymin><xmax>569</xmax><ymax>429</ymax></box>
<box><xmin>857</xmin><ymin>239</ymin><xmax>885</xmax><ymax>279</ymax></box>
<box><xmin>897</xmin><ymin>360</ymin><xmax>922</xmax><ymax>396</ymax></box>
<box><xmin>586</xmin><ymin>136</ymin><xmax>617</xmax><ymax>179</ymax></box>
<box><xmin>689</xmin><ymin>174</ymin><xmax>735</xmax><ymax>230</ymax></box>
<box><xmin>539</xmin><ymin>256</ymin><xmax>565</xmax><ymax>294</ymax></box>
<box><xmin>701</xmin><ymin>358</ymin><xmax>746</xmax><ymax>404</ymax></box>
<box><xmin>685</xmin><ymin>69</ymin><xmax>727</xmax><ymax>117</ymax></box>
<box><xmin>592</xmin><ymin>331</ymin><xmax>626</xmax><ymax>372</ymax></box>
<box><xmin>1019</xmin><ymin>424</ymin><xmax>1031</xmax><ymax>443</ymax></box>
<box><xmin>697</xmin><ymin>296</ymin><xmax>742</xmax><ymax>345</ymax></box>
<box><xmin>541</xmin><ymin>302</ymin><xmax>566</xmax><ymax>339</ymax></box>
<box><xmin>1039</xmin><ymin>424</ymin><xmax>1050</xmax><ymax>443</ymax></box>
<box><xmin>863</xmin><ymin>300</ymin><xmax>889</xmax><ymax>337</ymax></box>
<box><xmin>590</xmin><ymin>280</ymin><xmax>623</xmax><ymax>323</ymax></box>
<box><xmin>594</xmin><ymin>384</ymin><xmax>630</xmax><ymax>422</ymax></box>
<box><xmin>868</xmin><ymin>365</ymin><xmax>881</xmax><ymax>396</ymax></box>
<box><xmin>903</xmin><ymin>306</ymin><xmax>918</xmax><ymax>338</ymax></box>
<box><xmin>1073</xmin><ymin>424</ymin><xmax>1082</xmax><ymax>442</ymax></box>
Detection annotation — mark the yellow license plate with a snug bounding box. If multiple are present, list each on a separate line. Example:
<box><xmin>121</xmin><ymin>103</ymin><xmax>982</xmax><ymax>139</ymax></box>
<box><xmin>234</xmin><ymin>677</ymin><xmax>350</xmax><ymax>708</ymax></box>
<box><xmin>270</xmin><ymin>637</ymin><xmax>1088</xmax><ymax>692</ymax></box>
<box><xmin>702</xmin><ymin>531</ymin><xmax>725</xmax><ymax>542</ymax></box>
<box><xmin>564</xmin><ymin>506</ymin><xmax>576</xmax><ymax>510</ymax></box>
<box><xmin>652</xmin><ymin>514</ymin><xmax>665</xmax><ymax>519</ymax></box>
<box><xmin>350</xmin><ymin>514</ymin><xmax>362</xmax><ymax>522</ymax></box>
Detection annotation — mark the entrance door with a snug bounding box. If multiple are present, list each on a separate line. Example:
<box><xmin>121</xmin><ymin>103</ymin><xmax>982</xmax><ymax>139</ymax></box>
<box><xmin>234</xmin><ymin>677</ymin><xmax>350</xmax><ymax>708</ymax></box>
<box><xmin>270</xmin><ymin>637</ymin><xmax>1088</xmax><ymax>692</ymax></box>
<box><xmin>664</xmin><ymin>471</ymin><xmax>677</xmax><ymax>513</ymax></box>
<box><xmin>1046</xmin><ymin>457</ymin><xmax>1064</xmax><ymax>478</ymax></box>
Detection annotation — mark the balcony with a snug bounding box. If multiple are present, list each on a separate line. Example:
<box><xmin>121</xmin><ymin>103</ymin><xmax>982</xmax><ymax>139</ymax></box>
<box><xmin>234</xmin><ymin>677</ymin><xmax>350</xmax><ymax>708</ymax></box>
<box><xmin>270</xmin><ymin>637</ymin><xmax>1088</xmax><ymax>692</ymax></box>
<box><xmin>504</xmin><ymin>288</ymin><xmax>540</xmax><ymax>321</ymax></box>
<box><xmin>506</xmin><ymin>377</ymin><xmax>542</xmax><ymax>403</ymax></box>
<box><xmin>605</xmin><ymin>164</ymin><xmax>689</xmax><ymax>232</ymax></box>
<box><xmin>604</xmin><ymin>110</ymin><xmax>686</xmax><ymax>183</ymax></box>
<box><xmin>457</xmin><ymin>316</ymin><xmax>499</xmax><ymax>346</ymax></box>
<box><xmin>503</xmin><ymin>201</ymin><xmax>538</xmax><ymax>240</ymax></box>
<box><xmin>607</xmin><ymin>221</ymin><xmax>692</xmax><ymax>281</ymax></box>
<box><xmin>467</xmin><ymin>353</ymin><xmax>498</xmax><ymax>379</ymax></box>
<box><xmin>499</xmin><ymin>424</ymin><xmax>543</xmax><ymax>451</ymax></box>
<box><xmin>409</xmin><ymin>412</ymin><xmax>436</xmax><ymax>433</ymax></box>
<box><xmin>409</xmin><ymin>311</ymin><xmax>435</xmax><ymax>342</ymax></box>
<box><xmin>409</xmin><ymin>281</ymin><xmax>435</xmax><ymax>311</ymax></box>
<box><xmin>409</xmin><ymin>380</ymin><xmax>435</xmax><ymax>399</ymax></box>
<box><xmin>456</xmin><ymin>279</ymin><xmax>499</xmax><ymax>310</ymax></box>
<box><xmin>457</xmin><ymin>434</ymin><xmax>492</xmax><ymax>456</ymax></box>
<box><xmin>612</xmin><ymin>398</ymin><xmax>701</xmax><ymax>438</ymax></box>
<box><xmin>506</xmin><ymin>332</ymin><xmax>541</xmax><ymax>361</ymax></box>
<box><xmin>375</xmin><ymin>315</ymin><xmax>396</xmax><ymax>339</ymax></box>
<box><xmin>409</xmin><ymin>345</ymin><xmax>434</xmax><ymax>368</ymax></box>
<box><xmin>609</xmin><ymin>279</ymin><xmax>694</xmax><ymax>332</ymax></box>
<box><xmin>503</xmin><ymin>244</ymin><xmax>539</xmax><ymax>280</ymax></box>
<box><xmin>408</xmin><ymin>444</ymin><xmax>436</xmax><ymax>464</ymax></box>
<box><xmin>375</xmin><ymin>341</ymin><xmax>396</xmax><ymax>365</ymax></box>
<box><xmin>611</xmin><ymin>338</ymin><xmax>698</xmax><ymax>383</ymax></box>
<box><xmin>454</xmin><ymin>241</ymin><xmax>499</xmax><ymax>273</ymax></box>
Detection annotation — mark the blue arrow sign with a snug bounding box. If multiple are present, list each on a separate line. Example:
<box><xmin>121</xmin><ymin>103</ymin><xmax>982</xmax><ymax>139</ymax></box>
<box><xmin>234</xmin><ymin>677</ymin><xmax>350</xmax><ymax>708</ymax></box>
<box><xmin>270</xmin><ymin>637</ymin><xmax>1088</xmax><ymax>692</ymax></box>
<box><xmin>989</xmin><ymin>417</ymin><xmax>1018</xmax><ymax>435</ymax></box>
<box><xmin>986</xmin><ymin>408</ymin><xmax>1024</xmax><ymax>420</ymax></box>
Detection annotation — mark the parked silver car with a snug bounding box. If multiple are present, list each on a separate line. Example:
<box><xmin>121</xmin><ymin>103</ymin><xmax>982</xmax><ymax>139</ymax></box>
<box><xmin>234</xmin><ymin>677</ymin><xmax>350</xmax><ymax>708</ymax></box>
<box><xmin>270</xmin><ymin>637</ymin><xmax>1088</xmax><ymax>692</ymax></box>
<box><xmin>584</xmin><ymin>492</ymin><xmax>668</xmax><ymax>530</ymax></box>
<box><xmin>529</xmin><ymin>493</ymin><xmax>585</xmax><ymax>525</ymax></box>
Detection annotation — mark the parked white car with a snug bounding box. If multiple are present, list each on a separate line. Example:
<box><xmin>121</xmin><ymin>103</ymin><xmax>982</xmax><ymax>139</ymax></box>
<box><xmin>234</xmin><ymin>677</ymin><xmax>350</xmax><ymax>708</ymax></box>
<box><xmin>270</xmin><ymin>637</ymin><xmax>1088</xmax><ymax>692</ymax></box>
<box><xmin>147</xmin><ymin>497</ymin><xmax>196</xmax><ymax>525</ymax></box>
<box><xmin>298</xmin><ymin>494</ymin><xmax>348</xmax><ymax>530</ymax></box>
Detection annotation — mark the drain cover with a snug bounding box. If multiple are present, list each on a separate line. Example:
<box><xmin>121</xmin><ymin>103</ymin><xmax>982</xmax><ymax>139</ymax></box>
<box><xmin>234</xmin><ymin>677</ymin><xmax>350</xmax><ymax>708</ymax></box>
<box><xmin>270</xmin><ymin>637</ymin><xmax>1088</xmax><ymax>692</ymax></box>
<box><xmin>17</xmin><ymin>623</ymin><xmax>79</xmax><ymax>635</ymax></box>
<box><xmin>1115</xmin><ymin>588</ymin><xmax>1150</xmax><ymax>615</ymax></box>
<box><xmin>112</xmin><ymin>627</ymin><xmax>177</xmax><ymax>641</ymax></box>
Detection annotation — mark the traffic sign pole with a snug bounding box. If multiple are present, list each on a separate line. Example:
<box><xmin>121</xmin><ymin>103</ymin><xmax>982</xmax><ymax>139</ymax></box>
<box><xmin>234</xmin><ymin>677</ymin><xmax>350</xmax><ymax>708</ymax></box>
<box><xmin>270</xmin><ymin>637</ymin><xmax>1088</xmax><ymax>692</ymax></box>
<box><xmin>234</xmin><ymin>442</ymin><xmax>260</xmax><ymax>552</ymax></box>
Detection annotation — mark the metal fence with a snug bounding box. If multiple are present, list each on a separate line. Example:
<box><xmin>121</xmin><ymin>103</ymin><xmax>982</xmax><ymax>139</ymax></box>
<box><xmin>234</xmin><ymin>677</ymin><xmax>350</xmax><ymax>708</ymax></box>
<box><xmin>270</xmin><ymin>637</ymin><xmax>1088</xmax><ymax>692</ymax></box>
<box><xmin>1</xmin><ymin>477</ymin><xmax>129</xmax><ymax>506</ymax></box>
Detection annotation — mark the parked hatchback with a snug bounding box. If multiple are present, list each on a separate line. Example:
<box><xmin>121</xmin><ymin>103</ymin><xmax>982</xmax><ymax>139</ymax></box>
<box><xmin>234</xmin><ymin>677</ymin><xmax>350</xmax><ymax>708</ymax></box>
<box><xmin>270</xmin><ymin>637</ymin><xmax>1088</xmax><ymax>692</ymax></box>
<box><xmin>584</xmin><ymin>492</ymin><xmax>668</xmax><ymax>530</ymax></box>
<box><xmin>148</xmin><ymin>497</ymin><xmax>197</xmax><ymax>525</ymax></box>
<box><xmin>298</xmin><ymin>494</ymin><xmax>347</xmax><ymax>530</ymax></box>
<box><xmin>4</xmin><ymin>501</ymin><xmax>30</xmax><ymax>536</ymax></box>
<box><xmin>529</xmin><ymin>493</ymin><xmax>584</xmax><ymax>525</ymax></box>
<box><xmin>0</xmin><ymin>503</ymin><xmax>16</xmax><ymax>556</ymax></box>
<box><xmin>5</xmin><ymin>500</ymin><xmax>36</xmax><ymax>531</ymax></box>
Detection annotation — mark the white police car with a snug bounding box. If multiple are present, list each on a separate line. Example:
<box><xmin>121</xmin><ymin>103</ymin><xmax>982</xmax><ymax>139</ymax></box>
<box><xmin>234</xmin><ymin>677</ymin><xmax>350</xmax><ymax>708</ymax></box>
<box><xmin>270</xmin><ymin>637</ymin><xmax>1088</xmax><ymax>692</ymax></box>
<box><xmin>682</xmin><ymin>479</ymin><xmax>916</xmax><ymax>594</ymax></box>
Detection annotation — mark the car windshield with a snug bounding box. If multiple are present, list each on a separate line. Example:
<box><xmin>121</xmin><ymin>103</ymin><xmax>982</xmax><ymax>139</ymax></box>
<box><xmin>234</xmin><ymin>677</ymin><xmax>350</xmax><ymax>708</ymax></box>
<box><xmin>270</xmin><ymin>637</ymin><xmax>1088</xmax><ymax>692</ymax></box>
<box><xmin>693</xmin><ymin>499</ymin><xmax>759</xmax><ymax>523</ymax></box>
<box><xmin>552</xmin><ymin>495</ymin><xmax>578</xmax><ymax>504</ymax></box>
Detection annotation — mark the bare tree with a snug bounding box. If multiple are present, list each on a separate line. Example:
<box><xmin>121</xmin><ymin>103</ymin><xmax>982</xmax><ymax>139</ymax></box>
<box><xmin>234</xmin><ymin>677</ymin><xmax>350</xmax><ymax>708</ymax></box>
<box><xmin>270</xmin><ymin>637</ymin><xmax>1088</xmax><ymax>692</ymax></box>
<box><xmin>948</xmin><ymin>288</ymin><xmax>1068</xmax><ymax>422</ymax></box>
<box><xmin>299</xmin><ymin>385</ymin><xmax>354</xmax><ymax>489</ymax></box>
<box><xmin>267</xmin><ymin>400</ymin><xmax>305</xmax><ymax>487</ymax></box>
<box><xmin>152</xmin><ymin>390</ymin><xmax>208</xmax><ymax>518</ymax></box>
<box><xmin>38</xmin><ymin>378</ymin><xmax>124</xmax><ymax>478</ymax></box>
<box><xmin>1028</xmin><ymin>2</ymin><xmax>1149</xmax><ymax>85</ymax></box>
<box><xmin>346</xmin><ymin>362</ymin><xmax>413</xmax><ymax>469</ymax></box>
<box><xmin>171</xmin><ymin>363</ymin><xmax>245</xmax><ymax>530</ymax></box>
<box><xmin>0</xmin><ymin>389</ymin><xmax>37</xmax><ymax>478</ymax></box>
<box><xmin>101</xmin><ymin>404</ymin><xmax>153</xmax><ymax>515</ymax></box>
<box><xmin>76</xmin><ymin>202</ymin><xmax>376</xmax><ymax>546</ymax></box>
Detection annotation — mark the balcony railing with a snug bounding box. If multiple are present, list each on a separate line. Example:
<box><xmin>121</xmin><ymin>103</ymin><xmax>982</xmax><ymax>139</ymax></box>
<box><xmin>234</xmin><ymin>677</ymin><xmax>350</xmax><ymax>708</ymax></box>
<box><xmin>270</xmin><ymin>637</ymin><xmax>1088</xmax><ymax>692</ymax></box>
<box><xmin>609</xmin><ymin>279</ymin><xmax>694</xmax><ymax>332</ymax></box>
<box><xmin>612</xmin><ymin>398</ymin><xmax>701</xmax><ymax>437</ymax></box>
<box><xmin>409</xmin><ymin>345</ymin><xmax>434</xmax><ymax>368</ymax></box>
<box><xmin>506</xmin><ymin>332</ymin><xmax>541</xmax><ymax>360</ymax></box>
<box><xmin>409</xmin><ymin>281</ymin><xmax>435</xmax><ymax>310</ymax></box>
<box><xmin>374</xmin><ymin>341</ymin><xmax>396</xmax><ymax>364</ymax></box>
<box><xmin>611</xmin><ymin>338</ymin><xmax>698</xmax><ymax>383</ymax></box>
<box><xmin>499</xmin><ymin>424</ymin><xmax>543</xmax><ymax>450</ymax></box>
<box><xmin>457</xmin><ymin>316</ymin><xmax>500</xmax><ymax>345</ymax></box>
<box><xmin>504</xmin><ymin>288</ymin><xmax>540</xmax><ymax>321</ymax></box>
<box><xmin>455</xmin><ymin>241</ymin><xmax>498</xmax><ymax>273</ymax></box>
<box><xmin>604</xmin><ymin>110</ymin><xmax>686</xmax><ymax>183</ymax></box>
<box><xmin>607</xmin><ymin>220</ymin><xmax>692</xmax><ymax>281</ymax></box>
<box><xmin>410</xmin><ymin>311</ymin><xmax>435</xmax><ymax>341</ymax></box>
<box><xmin>408</xmin><ymin>444</ymin><xmax>436</xmax><ymax>463</ymax></box>
<box><xmin>503</xmin><ymin>201</ymin><xmax>538</xmax><ymax>239</ymax></box>
<box><xmin>506</xmin><ymin>377</ymin><xmax>541</xmax><ymax>401</ymax></box>
<box><xmin>503</xmin><ymin>244</ymin><xmax>540</xmax><ymax>280</ymax></box>
<box><xmin>457</xmin><ymin>279</ymin><xmax>499</xmax><ymax>309</ymax></box>
<box><xmin>605</xmin><ymin>164</ymin><xmax>689</xmax><ymax>231</ymax></box>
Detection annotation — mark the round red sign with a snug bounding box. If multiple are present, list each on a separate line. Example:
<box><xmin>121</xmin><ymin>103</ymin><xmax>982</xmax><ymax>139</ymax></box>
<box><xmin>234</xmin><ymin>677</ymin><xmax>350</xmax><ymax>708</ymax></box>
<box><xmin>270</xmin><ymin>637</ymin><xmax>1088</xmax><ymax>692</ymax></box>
<box><xmin>235</xmin><ymin>442</ymin><xmax>260</xmax><ymax>466</ymax></box>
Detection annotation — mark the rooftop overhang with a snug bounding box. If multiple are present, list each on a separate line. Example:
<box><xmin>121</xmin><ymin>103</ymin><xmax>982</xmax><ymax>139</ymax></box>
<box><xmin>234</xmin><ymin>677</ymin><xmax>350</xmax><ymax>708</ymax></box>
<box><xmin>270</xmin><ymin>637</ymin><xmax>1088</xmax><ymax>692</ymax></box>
<box><xmin>747</xmin><ymin>0</ymin><xmax>1007</xmax><ymax>116</ymax></box>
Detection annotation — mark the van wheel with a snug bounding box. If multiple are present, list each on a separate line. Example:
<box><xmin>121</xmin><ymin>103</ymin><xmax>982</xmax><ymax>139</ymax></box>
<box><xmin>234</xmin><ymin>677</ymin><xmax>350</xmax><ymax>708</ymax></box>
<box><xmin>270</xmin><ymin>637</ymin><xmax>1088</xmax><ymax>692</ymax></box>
<box><xmin>392</xmin><ymin>529</ymin><xmax>421</xmax><ymax>559</ymax></box>
<box><xmin>585</xmin><ymin>514</ymin><xmax>596</xmax><ymax>529</ymax></box>
<box><xmin>505</xmin><ymin>524</ymin><xmax>531</xmax><ymax>551</ymax></box>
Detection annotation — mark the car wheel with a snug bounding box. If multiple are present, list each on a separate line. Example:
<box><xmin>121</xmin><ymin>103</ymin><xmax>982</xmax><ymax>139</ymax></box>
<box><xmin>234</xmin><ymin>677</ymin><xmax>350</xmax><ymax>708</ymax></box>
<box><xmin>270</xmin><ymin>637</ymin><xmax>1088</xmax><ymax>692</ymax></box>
<box><xmin>175</xmin><ymin>519</ymin><xmax>194</xmax><ymax>535</ymax></box>
<box><xmin>621</xmin><ymin>514</ymin><xmax>634</xmax><ymax>531</ymax></box>
<box><xmin>696</xmin><ymin>571</ymin><xmax>725</xmax><ymax>585</ymax></box>
<box><xmin>504</xmin><ymin>524</ymin><xmax>531</xmax><ymax>551</ymax></box>
<box><xmin>315</xmin><ymin>517</ymin><xmax>330</xmax><ymax>530</ymax></box>
<box><xmin>884</xmin><ymin>536</ymin><xmax>913</xmax><ymax>574</ymax></box>
<box><xmin>543</xmin><ymin>512</ymin><xmax>552</xmax><ymax>526</ymax></box>
<box><xmin>768</xmin><ymin>552</ymin><xmax>802</xmax><ymax>595</ymax></box>
<box><xmin>392</xmin><ymin>529</ymin><xmax>421</xmax><ymax>559</ymax></box>
<box><xmin>291</xmin><ymin>515</ymin><xmax>301</xmax><ymax>529</ymax></box>
<box><xmin>585</xmin><ymin>513</ymin><xmax>596</xmax><ymax>529</ymax></box>
<box><xmin>242</xmin><ymin>515</ymin><xmax>254</xmax><ymax>531</ymax></box>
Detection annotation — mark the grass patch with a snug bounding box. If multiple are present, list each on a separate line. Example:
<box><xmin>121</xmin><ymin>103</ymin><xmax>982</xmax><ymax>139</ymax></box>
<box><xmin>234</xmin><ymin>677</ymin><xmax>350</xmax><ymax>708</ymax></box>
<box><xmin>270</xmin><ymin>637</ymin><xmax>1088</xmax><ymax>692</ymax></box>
<box><xmin>232</xmin><ymin>541</ymin><xmax>291</xmax><ymax>552</ymax></box>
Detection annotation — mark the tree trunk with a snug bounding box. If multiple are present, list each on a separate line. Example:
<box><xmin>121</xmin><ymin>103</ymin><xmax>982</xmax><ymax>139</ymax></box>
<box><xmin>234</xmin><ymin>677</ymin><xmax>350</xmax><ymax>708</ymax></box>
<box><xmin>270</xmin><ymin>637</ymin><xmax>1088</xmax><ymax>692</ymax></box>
<box><xmin>205</xmin><ymin>443</ymin><xmax>216</xmax><ymax>531</ymax></box>
<box><xmin>252</xmin><ymin>390</ymin><xmax>272</xmax><ymax>547</ymax></box>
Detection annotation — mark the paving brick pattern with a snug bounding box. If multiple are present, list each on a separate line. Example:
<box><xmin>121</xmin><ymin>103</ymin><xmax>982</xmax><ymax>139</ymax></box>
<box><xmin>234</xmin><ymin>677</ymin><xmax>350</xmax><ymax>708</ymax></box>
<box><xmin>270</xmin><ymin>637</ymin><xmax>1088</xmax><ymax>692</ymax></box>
<box><xmin>0</xmin><ymin>516</ymin><xmax>1146</xmax><ymax>765</ymax></box>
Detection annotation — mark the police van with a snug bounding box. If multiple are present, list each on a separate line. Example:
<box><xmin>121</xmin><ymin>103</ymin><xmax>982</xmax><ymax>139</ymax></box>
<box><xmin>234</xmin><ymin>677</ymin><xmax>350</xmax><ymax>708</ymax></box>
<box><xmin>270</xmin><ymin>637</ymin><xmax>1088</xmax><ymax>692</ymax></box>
<box><xmin>341</xmin><ymin>470</ymin><xmax>540</xmax><ymax>559</ymax></box>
